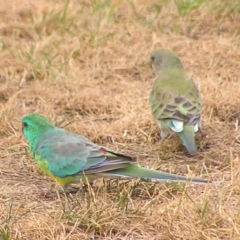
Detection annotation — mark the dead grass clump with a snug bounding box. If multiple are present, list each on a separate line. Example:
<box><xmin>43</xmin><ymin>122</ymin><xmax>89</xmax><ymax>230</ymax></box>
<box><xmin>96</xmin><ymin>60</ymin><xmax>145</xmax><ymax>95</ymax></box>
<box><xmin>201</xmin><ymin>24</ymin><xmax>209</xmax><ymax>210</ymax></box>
<box><xmin>0</xmin><ymin>0</ymin><xmax>240</xmax><ymax>239</ymax></box>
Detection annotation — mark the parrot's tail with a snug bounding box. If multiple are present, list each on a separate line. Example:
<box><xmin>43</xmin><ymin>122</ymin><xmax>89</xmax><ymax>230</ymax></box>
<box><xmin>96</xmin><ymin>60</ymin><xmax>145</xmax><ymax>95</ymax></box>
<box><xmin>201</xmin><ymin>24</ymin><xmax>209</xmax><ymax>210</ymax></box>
<box><xmin>100</xmin><ymin>164</ymin><xmax>207</xmax><ymax>184</ymax></box>
<box><xmin>178</xmin><ymin>125</ymin><xmax>197</xmax><ymax>155</ymax></box>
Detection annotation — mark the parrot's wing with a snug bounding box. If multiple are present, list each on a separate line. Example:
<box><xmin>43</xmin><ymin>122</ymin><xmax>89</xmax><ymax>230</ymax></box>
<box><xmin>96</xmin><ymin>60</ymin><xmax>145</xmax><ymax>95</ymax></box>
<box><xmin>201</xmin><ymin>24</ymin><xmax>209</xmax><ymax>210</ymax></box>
<box><xmin>36</xmin><ymin>130</ymin><xmax>134</xmax><ymax>177</ymax></box>
<box><xmin>150</xmin><ymin>78</ymin><xmax>201</xmax><ymax>126</ymax></box>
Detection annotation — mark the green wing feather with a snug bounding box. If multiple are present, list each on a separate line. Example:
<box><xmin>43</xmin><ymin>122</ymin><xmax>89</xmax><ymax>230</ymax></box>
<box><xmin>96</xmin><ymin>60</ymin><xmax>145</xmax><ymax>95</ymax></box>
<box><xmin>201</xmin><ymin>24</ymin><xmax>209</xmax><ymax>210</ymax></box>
<box><xmin>35</xmin><ymin>128</ymin><xmax>133</xmax><ymax>178</ymax></box>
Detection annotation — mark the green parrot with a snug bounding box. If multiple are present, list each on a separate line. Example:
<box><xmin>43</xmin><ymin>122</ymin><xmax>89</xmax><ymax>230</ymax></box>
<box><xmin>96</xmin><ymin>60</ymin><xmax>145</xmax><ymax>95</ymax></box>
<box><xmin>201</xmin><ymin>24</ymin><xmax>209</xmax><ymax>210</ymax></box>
<box><xmin>149</xmin><ymin>49</ymin><xmax>202</xmax><ymax>155</ymax></box>
<box><xmin>22</xmin><ymin>114</ymin><xmax>207</xmax><ymax>189</ymax></box>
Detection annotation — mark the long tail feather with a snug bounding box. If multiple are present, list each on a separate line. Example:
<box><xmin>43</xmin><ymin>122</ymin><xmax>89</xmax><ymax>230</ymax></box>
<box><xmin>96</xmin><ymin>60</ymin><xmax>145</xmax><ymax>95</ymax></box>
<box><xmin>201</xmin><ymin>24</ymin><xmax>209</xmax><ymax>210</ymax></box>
<box><xmin>178</xmin><ymin>125</ymin><xmax>197</xmax><ymax>155</ymax></box>
<box><xmin>98</xmin><ymin>164</ymin><xmax>208</xmax><ymax>183</ymax></box>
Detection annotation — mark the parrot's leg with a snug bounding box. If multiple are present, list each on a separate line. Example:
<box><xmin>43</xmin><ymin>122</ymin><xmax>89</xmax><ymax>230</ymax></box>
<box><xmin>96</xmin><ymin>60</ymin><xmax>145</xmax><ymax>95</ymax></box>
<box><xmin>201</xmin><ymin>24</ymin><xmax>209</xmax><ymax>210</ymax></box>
<box><xmin>157</xmin><ymin>121</ymin><xmax>170</xmax><ymax>142</ymax></box>
<box><xmin>83</xmin><ymin>181</ymin><xmax>94</xmax><ymax>190</ymax></box>
<box><xmin>199</xmin><ymin>127</ymin><xmax>208</xmax><ymax>140</ymax></box>
<box><xmin>159</xmin><ymin>130</ymin><xmax>171</xmax><ymax>143</ymax></box>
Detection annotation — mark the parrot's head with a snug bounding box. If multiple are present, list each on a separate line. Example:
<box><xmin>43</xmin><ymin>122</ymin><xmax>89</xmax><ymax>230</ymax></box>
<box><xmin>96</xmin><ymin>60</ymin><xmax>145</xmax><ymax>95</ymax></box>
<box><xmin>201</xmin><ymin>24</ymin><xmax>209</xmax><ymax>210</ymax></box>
<box><xmin>150</xmin><ymin>49</ymin><xmax>183</xmax><ymax>76</ymax></box>
<box><xmin>22</xmin><ymin>114</ymin><xmax>54</xmax><ymax>149</ymax></box>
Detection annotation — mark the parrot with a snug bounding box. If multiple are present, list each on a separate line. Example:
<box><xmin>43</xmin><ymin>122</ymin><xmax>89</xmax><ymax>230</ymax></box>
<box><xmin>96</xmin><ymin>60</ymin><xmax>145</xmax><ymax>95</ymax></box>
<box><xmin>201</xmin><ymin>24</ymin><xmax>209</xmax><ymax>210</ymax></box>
<box><xmin>22</xmin><ymin>114</ymin><xmax>207</xmax><ymax>190</ymax></box>
<box><xmin>149</xmin><ymin>49</ymin><xmax>202</xmax><ymax>155</ymax></box>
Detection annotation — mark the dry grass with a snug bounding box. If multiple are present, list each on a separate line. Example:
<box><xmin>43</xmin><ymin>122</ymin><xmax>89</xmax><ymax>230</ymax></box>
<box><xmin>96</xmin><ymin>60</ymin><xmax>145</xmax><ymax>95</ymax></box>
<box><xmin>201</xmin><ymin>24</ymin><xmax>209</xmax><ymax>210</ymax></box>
<box><xmin>0</xmin><ymin>0</ymin><xmax>240</xmax><ymax>239</ymax></box>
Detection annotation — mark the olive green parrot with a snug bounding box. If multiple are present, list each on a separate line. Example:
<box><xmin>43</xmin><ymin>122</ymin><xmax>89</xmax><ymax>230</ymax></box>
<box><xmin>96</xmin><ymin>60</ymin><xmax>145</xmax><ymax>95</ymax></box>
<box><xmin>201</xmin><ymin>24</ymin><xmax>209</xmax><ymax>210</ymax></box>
<box><xmin>149</xmin><ymin>49</ymin><xmax>202</xmax><ymax>155</ymax></box>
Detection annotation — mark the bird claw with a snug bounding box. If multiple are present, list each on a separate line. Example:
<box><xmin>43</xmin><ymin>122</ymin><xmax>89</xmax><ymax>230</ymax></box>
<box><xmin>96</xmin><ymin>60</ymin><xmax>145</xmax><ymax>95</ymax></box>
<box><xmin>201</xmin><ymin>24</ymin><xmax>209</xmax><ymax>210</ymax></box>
<box><xmin>65</xmin><ymin>186</ymin><xmax>81</xmax><ymax>195</ymax></box>
<box><xmin>159</xmin><ymin>132</ymin><xmax>171</xmax><ymax>143</ymax></box>
<box><xmin>83</xmin><ymin>181</ymin><xmax>94</xmax><ymax>190</ymax></box>
<box><xmin>63</xmin><ymin>182</ymin><xmax>94</xmax><ymax>195</ymax></box>
<box><xmin>199</xmin><ymin>130</ymin><xmax>208</xmax><ymax>141</ymax></box>
<box><xmin>159</xmin><ymin>138</ymin><xmax>166</xmax><ymax>144</ymax></box>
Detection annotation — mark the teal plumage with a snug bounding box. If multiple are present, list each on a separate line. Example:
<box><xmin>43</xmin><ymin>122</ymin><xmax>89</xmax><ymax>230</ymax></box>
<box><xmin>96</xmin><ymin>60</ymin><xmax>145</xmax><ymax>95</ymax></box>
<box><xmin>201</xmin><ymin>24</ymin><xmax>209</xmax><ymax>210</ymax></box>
<box><xmin>22</xmin><ymin>114</ymin><xmax>207</xmax><ymax>188</ymax></box>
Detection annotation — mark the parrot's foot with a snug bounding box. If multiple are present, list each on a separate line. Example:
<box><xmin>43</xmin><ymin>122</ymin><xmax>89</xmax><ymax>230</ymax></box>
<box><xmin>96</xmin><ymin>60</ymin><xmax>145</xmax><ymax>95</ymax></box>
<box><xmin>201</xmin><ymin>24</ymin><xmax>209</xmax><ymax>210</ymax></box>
<box><xmin>64</xmin><ymin>186</ymin><xmax>81</xmax><ymax>195</ymax></box>
<box><xmin>199</xmin><ymin>129</ymin><xmax>208</xmax><ymax>141</ymax></box>
<box><xmin>83</xmin><ymin>181</ymin><xmax>94</xmax><ymax>190</ymax></box>
<box><xmin>62</xmin><ymin>182</ymin><xmax>94</xmax><ymax>195</ymax></box>
<box><xmin>159</xmin><ymin>138</ymin><xmax>167</xmax><ymax>144</ymax></box>
<box><xmin>159</xmin><ymin>132</ymin><xmax>171</xmax><ymax>143</ymax></box>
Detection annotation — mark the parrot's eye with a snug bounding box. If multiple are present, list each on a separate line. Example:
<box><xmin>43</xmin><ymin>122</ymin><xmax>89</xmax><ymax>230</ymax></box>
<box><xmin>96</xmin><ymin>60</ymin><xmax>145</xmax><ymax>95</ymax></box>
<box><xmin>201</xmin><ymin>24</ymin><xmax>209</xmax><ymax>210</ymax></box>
<box><xmin>150</xmin><ymin>55</ymin><xmax>155</xmax><ymax>61</ymax></box>
<box><xmin>23</xmin><ymin>121</ymin><xmax>28</xmax><ymax>128</ymax></box>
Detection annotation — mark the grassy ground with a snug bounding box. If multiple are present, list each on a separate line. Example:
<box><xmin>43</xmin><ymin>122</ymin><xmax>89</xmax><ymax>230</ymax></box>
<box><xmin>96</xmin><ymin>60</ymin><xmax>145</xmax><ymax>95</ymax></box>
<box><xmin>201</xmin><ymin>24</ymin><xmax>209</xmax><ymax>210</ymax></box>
<box><xmin>0</xmin><ymin>0</ymin><xmax>240</xmax><ymax>239</ymax></box>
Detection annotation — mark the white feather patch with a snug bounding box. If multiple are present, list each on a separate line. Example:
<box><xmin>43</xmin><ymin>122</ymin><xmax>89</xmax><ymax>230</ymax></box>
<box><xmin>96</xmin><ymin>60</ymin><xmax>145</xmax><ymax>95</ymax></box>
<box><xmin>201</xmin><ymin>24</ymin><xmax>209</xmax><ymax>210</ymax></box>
<box><xmin>170</xmin><ymin>120</ymin><xmax>183</xmax><ymax>132</ymax></box>
<box><xmin>194</xmin><ymin>124</ymin><xmax>199</xmax><ymax>132</ymax></box>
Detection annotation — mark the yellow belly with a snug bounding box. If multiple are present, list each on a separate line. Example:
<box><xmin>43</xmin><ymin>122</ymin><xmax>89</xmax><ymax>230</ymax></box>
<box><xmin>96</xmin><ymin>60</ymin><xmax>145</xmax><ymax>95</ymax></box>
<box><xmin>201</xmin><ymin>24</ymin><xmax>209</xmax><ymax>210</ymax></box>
<box><xmin>36</xmin><ymin>158</ymin><xmax>75</xmax><ymax>187</ymax></box>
